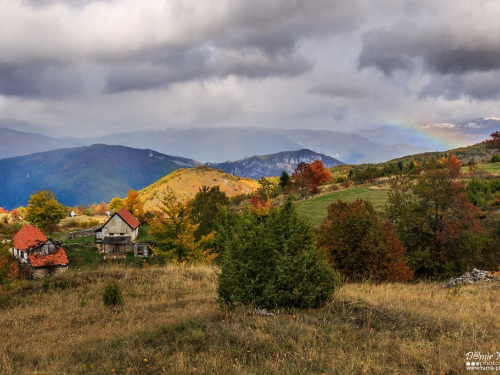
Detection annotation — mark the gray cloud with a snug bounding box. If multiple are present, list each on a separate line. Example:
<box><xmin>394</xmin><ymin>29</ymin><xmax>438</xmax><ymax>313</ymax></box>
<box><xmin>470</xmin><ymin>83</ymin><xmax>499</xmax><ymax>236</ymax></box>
<box><xmin>0</xmin><ymin>0</ymin><xmax>364</xmax><ymax>97</ymax></box>
<box><xmin>420</xmin><ymin>72</ymin><xmax>500</xmax><ymax>100</ymax></box>
<box><xmin>1</xmin><ymin>0</ymin><xmax>500</xmax><ymax>140</ymax></box>
<box><xmin>359</xmin><ymin>22</ymin><xmax>500</xmax><ymax>75</ymax></box>
<box><xmin>309</xmin><ymin>83</ymin><xmax>367</xmax><ymax>99</ymax></box>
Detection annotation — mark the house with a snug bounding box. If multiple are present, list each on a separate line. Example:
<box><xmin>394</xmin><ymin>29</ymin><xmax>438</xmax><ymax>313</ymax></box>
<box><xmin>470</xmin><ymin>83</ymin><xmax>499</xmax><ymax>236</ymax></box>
<box><xmin>95</xmin><ymin>208</ymin><xmax>140</xmax><ymax>256</ymax></box>
<box><xmin>10</xmin><ymin>224</ymin><xmax>69</xmax><ymax>278</ymax></box>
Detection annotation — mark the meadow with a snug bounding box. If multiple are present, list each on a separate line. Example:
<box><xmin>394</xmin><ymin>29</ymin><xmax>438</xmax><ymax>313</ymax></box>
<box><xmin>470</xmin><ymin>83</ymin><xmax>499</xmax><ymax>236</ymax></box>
<box><xmin>296</xmin><ymin>184</ymin><xmax>390</xmax><ymax>227</ymax></box>
<box><xmin>0</xmin><ymin>264</ymin><xmax>498</xmax><ymax>374</ymax></box>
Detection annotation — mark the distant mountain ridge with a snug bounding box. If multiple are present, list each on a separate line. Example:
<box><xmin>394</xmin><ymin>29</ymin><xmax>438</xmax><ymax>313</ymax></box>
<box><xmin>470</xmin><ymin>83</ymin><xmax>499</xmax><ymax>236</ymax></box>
<box><xmin>207</xmin><ymin>149</ymin><xmax>343</xmax><ymax>179</ymax></box>
<box><xmin>0</xmin><ymin>127</ymin><xmax>83</xmax><ymax>159</ymax></box>
<box><xmin>72</xmin><ymin>126</ymin><xmax>432</xmax><ymax>164</ymax></box>
<box><xmin>0</xmin><ymin>144</ymin><xmax>200</xmax><ymax>209</ymax></box>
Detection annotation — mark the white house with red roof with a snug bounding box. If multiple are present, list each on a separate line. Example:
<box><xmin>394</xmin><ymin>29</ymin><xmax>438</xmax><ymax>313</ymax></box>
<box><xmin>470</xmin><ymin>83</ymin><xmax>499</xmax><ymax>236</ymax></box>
<box><xmin>94</xmin><ymin>208</ymin><xmax>141</xmax><ymax>256</ymax></box>
<box><xmin>10</xmin><ymin>224</ymin><xmax>69</xmax><ymax>278</ymax></box>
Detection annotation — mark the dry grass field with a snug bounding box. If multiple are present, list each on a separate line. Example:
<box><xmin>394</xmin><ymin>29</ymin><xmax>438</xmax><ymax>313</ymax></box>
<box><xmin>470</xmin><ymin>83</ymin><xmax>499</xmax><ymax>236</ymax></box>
<box><xmin>1</xmin><ymin>265</ymin><xmax>499</xmax><ymax>374</ymax></box>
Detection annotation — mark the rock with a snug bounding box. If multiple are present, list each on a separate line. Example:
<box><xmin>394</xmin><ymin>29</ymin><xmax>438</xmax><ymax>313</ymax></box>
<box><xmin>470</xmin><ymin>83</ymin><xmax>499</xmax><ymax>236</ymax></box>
<box><xmin>443</xmin><ymin>269</ymin><xmax>500</xmax><ymax>288</ymax></box>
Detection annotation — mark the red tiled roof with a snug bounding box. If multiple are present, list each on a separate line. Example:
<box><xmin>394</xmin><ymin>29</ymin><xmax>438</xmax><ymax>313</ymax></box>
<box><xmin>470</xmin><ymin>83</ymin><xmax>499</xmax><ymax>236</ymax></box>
<box><xmin>29</xmin><ymin>248</ymin><xmax>69</xmax><ymax>268</ymax></box>
<box><xmin>116</xmin><ymin>208</ymin><xmax>140</xmax><ymax>229</ymax></box>
<box><xmin>13</xmin><ymin>225</ymin><xmax>48</xmax><ymax>251</ymax></box>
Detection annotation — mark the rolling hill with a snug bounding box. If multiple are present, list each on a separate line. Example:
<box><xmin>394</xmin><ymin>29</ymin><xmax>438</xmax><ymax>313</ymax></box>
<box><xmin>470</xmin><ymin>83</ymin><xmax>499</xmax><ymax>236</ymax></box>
<box><xmin>0</xmin><ymin>144</ymin><xmax>199</xmax><ymax>209</ymax></box>
<box><xmin>139</xmin><ymin>166</ymin><xmax>258</xmax><ymax>211</ymax></box>
<box><xmin>206</xmin><ymin>149</ymin><xmax>343</xmax><ymax>179</ymax></box>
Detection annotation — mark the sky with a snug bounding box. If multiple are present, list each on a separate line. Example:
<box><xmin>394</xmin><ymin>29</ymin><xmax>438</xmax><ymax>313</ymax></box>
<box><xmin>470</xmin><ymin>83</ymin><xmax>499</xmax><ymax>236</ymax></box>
<box><xmin>1</xmin><ymin>0</ymin><xmax>500</xmax><ymax>137</ymax></box>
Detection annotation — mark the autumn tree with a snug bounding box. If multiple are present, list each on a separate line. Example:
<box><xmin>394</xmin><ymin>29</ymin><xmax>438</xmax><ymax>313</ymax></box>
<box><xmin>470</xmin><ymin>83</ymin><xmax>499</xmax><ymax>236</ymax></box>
<box><xmin>10</xmin><ymin>209</ymin><xmax>20</xmax><ymax>222</ymax></box>
<box><xmin>190</xmin><ymin>185</ymin><xmax>229</xmax><ymax>239</ymax></box>
<box><xmin>307</xmin><ymin>160</ymin><xmax>331</xmax><ymax>194</ymax></box>
<box><xmin>109</xmin><ymin>197</ymin><xmax>124</xmax><ymax>212</ymax></box>
<box><xmin>149</xmin><ymin>189</ymin><xmax>216</xmax><ymax>264</ymax></box>
<box><xmin>96</xmin><ymin>201</ymin><xmax>108</xmax><ymax>216</ymax></box>
<box><xmin>485</xmin><ymin>131</ymin><xmax>500</xmax><ymax>151</ymax></box>
<box><xmin>256</xmin><ymin>177</ymin><xmax>275</xmax><ymax>200</ymax></box>
<box><xmin>25</xmin><ymin>190</ymin><xmax>65</xmax><ymax>231</ymax></box>
<box><xmin>124</xmin><ymin>190</ymin><xmax>144</xmax><ymax>218</ymax></box>
<box><xmin>317</xmin><ymin>199</ymin><xmax>413</xmax><ymax>282</ymax></box>
<box><xmin>292</xmin><ymin>162</ymin><xmax>311</xmax><ymax>195</ymax></box>
<box><xmin>386</xmin><ymin>156</ymin><xmax>485</xmax><ymax>278</ymax></box>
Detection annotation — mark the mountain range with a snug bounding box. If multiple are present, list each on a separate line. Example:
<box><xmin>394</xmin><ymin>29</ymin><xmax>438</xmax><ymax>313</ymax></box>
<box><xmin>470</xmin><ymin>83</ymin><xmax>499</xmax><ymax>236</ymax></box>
<box><xmin>0</xmin><ymin>126</ymin><xmax>431</xmax><ymax>164</ymax></box>
<box><xmin>4</xmin><ymin>117</ymin><xmax>499</xmax><ymax>165</ymax></box>
<box><xmin>0</xmin><ymin>144</ymin><xmax>199</xmax><ymax>209</ymax></box>
<box><xmin>0</xmin><ymin>145</ymin><xmax>336</xmax><ymax>209</ymax></box>
<box><xmin>207</xmin><ymin>149</ymin><xmax>343</xmax><ymax>179</ymax></box>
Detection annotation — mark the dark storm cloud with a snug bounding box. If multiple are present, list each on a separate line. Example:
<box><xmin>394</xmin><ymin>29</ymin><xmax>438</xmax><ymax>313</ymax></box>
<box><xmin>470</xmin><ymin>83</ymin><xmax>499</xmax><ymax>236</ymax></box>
<box><xmin>309</xmin><ymin>83</ymin><xmax>366</xmax><ymax>99</ymax></box>
<box><xmin>105</xmin><ymin>47</ymin><xmax>313</xmax><ymax>93</ymax></box>
<box><xmin>359</xmin><ymin>23</ymin><xmax>500</xmax><ymax>75</ymax></box>
<box><xmin>0</xmin><ymin>0</ymin><xmax>365</xmax><ymax>97</ymax></box>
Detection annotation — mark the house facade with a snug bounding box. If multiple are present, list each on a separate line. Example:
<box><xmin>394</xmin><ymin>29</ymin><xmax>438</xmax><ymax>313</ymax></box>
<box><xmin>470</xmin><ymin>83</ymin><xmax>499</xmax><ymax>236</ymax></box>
<box><xmin>95</xmin><ymin>208</ymin><xmax>140</xmax><ymax>256</ymax></box>
<box><xmin>10</xmin><ymin>224</ymin><xmax>69</xmax><ymax>278</ymax></box>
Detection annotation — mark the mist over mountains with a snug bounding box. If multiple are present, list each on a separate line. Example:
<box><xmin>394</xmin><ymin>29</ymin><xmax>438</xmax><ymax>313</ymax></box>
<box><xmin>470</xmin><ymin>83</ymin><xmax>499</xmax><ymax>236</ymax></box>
<box><xmin>61</xmin><ymin>127</ymin><xmax>433</xmax><ymax>164</ymax></box>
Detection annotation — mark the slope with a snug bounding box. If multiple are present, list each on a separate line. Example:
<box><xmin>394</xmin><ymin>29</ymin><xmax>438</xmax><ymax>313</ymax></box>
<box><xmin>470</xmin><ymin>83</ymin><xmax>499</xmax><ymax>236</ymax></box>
<box><xmin>0</xmin><ymin>144</ymin><xmax>199</xmax><ymax>209</ymax></box>
<box><xmin>139</xmin><ymin>166</ymin><xmax>258</xmax><ymax>211</ymax></box>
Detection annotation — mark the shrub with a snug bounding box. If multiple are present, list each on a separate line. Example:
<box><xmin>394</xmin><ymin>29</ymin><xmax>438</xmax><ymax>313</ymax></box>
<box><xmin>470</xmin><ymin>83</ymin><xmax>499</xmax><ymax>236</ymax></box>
<box><xmin>103</xmin><ymin>280</ymin><xmax>124</xmax><ymax>307</ymax></box>
<box><xmin>217</xmin><ymin>199</ymin><xmax>339</xmax><ymax>309</ymax></box>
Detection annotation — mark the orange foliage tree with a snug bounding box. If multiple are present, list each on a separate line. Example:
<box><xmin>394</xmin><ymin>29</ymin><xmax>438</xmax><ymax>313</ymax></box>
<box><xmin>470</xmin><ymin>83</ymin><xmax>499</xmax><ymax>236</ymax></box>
<box><xmin>95</xmin><ymin>201</ymin><xmax>108</xmax><ymax>216</ymax></box>
<box><xmin>317</xmin><ymin>199</ymin><xmax>413</xmax><ymax>282</ymax></box>
<box><xmin>307</xmin><ymin>160</ymin><xmax>331</xmax><ymax>194</ymax></box>
<box><xmin>292</xmin><ymin>160</ymin><xmax>331</xmax><ymax>195</ymax></box>
<box><xmin>124</xmin><ymin>190</ymin><xmax>144</xmax><ymax>218</ymax></box>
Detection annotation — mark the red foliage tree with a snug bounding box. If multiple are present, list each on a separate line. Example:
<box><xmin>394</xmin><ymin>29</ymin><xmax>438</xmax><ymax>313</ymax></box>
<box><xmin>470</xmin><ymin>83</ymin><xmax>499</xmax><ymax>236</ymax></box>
<box><xmin>291</xmin><ymin>162</ymin><xmax>311</xmax><ymax>194</ymax></box>
<box><xmin>10</xmin><ymin>209</ymin><xmax>20</xmax><ymax>222</ymax></box>
<box><xmin>317</xmin><ymin>199</ymin><xmax>413</xmax><ymax>282</ymax></box>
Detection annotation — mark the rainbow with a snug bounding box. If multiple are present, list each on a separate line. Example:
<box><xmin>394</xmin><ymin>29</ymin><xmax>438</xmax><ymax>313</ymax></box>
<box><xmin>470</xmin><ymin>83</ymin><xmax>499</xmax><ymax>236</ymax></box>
<box><xmin>381</xmin><ymin>121</ymin><xmax>480</xmax><ymax>151</ymax></box>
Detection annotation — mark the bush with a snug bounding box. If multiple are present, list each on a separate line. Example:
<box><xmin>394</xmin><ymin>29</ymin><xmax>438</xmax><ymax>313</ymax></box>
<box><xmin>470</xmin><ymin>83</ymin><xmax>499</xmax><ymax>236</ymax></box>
<box><xmin>103</xmin><ymin>280</ymin><xmax>124</xmax><ymax>307</ymax></box>
<box><xmin>217</xmin><ymin>199</ymin><xmax>339</xmax><ymax>309</ymax></box>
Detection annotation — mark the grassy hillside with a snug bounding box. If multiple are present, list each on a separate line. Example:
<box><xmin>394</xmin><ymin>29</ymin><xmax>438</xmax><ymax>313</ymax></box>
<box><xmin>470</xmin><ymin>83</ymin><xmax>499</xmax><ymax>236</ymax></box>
<box><xmin>297</xmin><ymin>184</ymin><xmax>391</xmax><ymax>226</ymax></box>
<box><xmin>139</xmin><ymin>166</ymin><xmax>258</xmax><ymax>210</ymax></box>
<box><xmin>1</xmin><ymin>264</ymin><xmax>498</xmax><ymax>374</ymax></box>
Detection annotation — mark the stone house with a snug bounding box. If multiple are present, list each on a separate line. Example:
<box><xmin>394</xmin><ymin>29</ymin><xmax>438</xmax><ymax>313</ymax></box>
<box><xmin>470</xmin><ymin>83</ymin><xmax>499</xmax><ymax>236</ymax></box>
<box><xmin>10</xmin><ymin>224</ymin><xmax>69</xmax><ymax>278</ymax></box>
<box><xmin>95</xmin><ymin>208</ymin><xmax>141</xmax><ymax>256</ymax></box>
